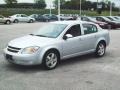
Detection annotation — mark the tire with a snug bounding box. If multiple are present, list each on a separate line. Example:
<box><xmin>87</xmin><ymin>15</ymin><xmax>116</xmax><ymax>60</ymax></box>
<box><xmin>5</xmin><ymin>20</ymin><xmax>11</xmax><ymax>24</ymax></box>
<box><xmin>95</xmin><ymin>42</ymin><xmax>106</xmax><ymax>57</ymax></box>
<box><xmin>29</xmin><ymin>19</ymin><xmax>33</xmax><ymax>23</ymax></box>
<box><xmin>42</xmin><ymin>50</ymin><xmax>60</xmax><ymax>70</ymax></box>
<box><xmin>14</xmin><ymin>19</ymin><xmax>19</xmax><ymax>23</ymax></box>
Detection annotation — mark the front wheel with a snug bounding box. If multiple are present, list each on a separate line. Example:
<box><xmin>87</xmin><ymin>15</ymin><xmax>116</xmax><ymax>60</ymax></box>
<box><xmin>42</xmin><ymin>50</ymin><xmax>59</xmax><ymax>70</ymax></box>
<box><xmin>95</xmin><ymin>42</ymin><xmax>106</xmax><ymax>57</ymax></box>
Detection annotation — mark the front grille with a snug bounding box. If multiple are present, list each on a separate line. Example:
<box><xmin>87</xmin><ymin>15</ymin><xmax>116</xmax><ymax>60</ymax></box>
<box><xmin>8</xmin><ymin>46</ymin><xmax>21</xmax><ymax>50</ymax></box>
<box><xmin>7</xmin><ymin>46</ymin><xmax>21</xmax><ymax>53</ymax></box>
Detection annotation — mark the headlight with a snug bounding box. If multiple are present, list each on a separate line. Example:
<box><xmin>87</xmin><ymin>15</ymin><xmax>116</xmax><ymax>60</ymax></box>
<box><xmin>22</xmin><ymin>46</ymin><xmax>40</xmax><ymax>54</ymax></box>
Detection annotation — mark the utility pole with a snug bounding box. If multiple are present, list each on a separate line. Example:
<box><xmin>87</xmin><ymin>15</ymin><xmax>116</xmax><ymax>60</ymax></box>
<box><xmin>80</xmin><ymin>0</ymin><xmax>81</xmax><ymax>16</ymax></box>
<box><xmin>50</xmin><ymin>4</ymin><xmax>52</xmax><ymax>16</ymax></box>
<box><xmin>110</xmin><ymin>1</ymin><xmax>112</xmax><ymax>16</ymax></box>
<box><xmin>58</xmin><ymin>0</ymin><xmax>61</xmax><ymax>21</ymax></box>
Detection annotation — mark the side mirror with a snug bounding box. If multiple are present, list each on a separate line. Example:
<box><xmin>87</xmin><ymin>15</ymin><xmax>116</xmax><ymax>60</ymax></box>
<box><xmin>63</xmin><ymin>34</ymin><xmax>73</xmax><ymax>40</ymax></box>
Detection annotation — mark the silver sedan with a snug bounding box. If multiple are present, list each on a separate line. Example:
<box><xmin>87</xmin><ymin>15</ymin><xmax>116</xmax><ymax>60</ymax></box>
<box><xmin>4</xmin><ymin>21</ymin><xmax>110</xmax><ymax>70</ymax></box>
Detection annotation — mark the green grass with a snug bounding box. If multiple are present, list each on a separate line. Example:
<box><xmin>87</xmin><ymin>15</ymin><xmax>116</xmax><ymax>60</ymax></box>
<box><xmin>0</xmin><ymin>8</ymin><xmax>119</xmax><ymax>16</ymax></box>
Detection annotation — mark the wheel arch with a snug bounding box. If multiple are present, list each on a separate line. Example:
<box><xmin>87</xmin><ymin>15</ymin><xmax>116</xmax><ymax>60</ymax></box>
<box><xmin>95</xmin><ymin>38</ymin><xmax>106</xmax><ymax>48</ymax></box>
<box><xmin>44</xmin><ymin>48</ymin><xmax>61</xmax><ymax>59</ymax></box>
<box><xmin>5</xmin><ymin>20</ymin><xmax>11</xmax><ymax>24</ymax></box>
<box><xmin>38</xmin><ymin>47</ymin><xmax>61</xmax><ymax>64</ymax></box>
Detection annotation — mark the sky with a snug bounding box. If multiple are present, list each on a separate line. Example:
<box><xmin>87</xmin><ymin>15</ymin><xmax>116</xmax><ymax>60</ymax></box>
<box><xmin>0</xmin><ymin>0</ymin><xmax>119</xmax><ymax>8</ymax></box>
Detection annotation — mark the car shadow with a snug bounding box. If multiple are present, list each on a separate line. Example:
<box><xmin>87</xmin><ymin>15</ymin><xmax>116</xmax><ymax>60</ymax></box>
<box><xmin>0</xmin><ymin>23</ymin><xmax>12</xmax><ymax>25</ymax></box>
<box><xmin>59</xmin><ymin>53</ymin><xmax>96</xmax><ymax>67</ymax></box>
<box><xmin>4</xmin><ymin>53</ymin><xmax>98</xmax><ymax>73</ymax></box>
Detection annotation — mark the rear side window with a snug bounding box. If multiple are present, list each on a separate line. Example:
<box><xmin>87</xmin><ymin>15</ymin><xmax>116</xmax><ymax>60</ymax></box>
<box><xmin>82</xmin><ymin>24</ymin><xmax>98</xmax><ymax>35</ymax></box>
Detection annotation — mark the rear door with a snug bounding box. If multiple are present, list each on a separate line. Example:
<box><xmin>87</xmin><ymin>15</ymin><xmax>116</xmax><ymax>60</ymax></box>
<box><xmin>80</xmin><ymin>23</ymin><xmax>99</xmax><ymax>52</ymax></box>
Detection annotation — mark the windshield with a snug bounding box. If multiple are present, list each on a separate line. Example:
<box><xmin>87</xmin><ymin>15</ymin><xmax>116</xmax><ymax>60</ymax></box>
<box><xmin>106</xmin><ymin>17</ymin><xmax>115</xmax><ymax>21</ymax></box>
<box><xmin>88</xmin><ymin>17</ymin><xmax>97</xmax><ymax>22</ymax></box>
<box><xmin>32</xmin><ymin>24</ymin><xmax>67</xmax><ymax>38</ymax></box>
<box><xmin>102</xmin><ymin>17</ymin><xmax>111</xmax><ymax>22</ymax></box>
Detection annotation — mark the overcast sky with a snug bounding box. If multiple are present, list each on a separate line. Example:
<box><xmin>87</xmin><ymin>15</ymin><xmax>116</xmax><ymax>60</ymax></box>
<box><xmin>0</xmin><ymin>0</ymin><xmax>119</xmax><ymax>8</ymax></box>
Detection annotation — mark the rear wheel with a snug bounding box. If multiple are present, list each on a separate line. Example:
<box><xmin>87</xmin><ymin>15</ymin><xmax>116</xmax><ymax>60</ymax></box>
<box><xmin>42</xmin><ymin>50</ymin><xmax>59</xmax><ymax>70</ymax></box>
<box><xmin>29</xmin><ymin>19</ymin><xmax>33</xmax><ymax>23</ymax></box>
<box><xmin>95</xmin><ymin>42</ymin><xmax>106</xmax><ymax>57</ymax></box>
<box><xmin>5</xmin><ymin>20</ymin><xmax>11</xmax><ymax>24</ymax></box>
<box><xmin>14</xmin><ymin>19</ymin><xmax>19</xmax><ymax>23</ymax></box>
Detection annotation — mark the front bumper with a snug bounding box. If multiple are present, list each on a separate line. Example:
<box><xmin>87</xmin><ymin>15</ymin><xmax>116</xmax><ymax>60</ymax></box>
<box><xmin>3</xmin><ymin>48</ymin><xmax>42</xmax><ymax>65</ymax></box>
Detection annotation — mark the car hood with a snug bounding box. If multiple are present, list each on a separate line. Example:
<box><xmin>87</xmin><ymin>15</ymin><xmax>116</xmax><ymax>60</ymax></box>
<box><xmin>8</xmin><ymin>35</ymin><xmax>56</xmax><ymax>48</ymax></box>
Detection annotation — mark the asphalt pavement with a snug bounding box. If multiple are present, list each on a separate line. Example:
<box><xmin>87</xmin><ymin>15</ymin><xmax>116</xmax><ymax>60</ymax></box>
<box><xmin>0</xmin><ymin>22</ymin><xmax>120</xmax><ymax>90</ymax></box>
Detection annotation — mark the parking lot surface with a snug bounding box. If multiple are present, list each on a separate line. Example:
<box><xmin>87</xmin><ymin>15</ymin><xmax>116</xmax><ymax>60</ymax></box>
<box><xmin>0</xmin><ymin>23</ymin><xmax>120</xmax><ymax>90</ymax></box>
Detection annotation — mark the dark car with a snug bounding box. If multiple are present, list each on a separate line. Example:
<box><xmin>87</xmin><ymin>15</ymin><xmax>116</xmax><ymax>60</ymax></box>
<box><xmin>96</xmin><ymin>16</ymin><xmax>120</xmax><ymax>29</ymax></box>
<box><xmin>81</xmin><ymin>16</ymin><xmax>109</xmax><ymax>29</ymax></box>
<box><xmin>29</xmin><ymin>14</ymin><xmax>38</xmax><ymax>20</ymax></box>
<box><xmin>43</xmin><ymin>14</ymin><xmax>58</xmax><ymax>21</ymax></box>
<box><xmin>30</xmin><ymin>14</ymin><xmax>50</xmax><ymax>22</ymax></box>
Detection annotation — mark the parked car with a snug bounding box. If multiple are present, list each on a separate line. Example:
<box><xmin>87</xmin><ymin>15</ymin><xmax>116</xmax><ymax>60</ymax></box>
<box><xmin>10</xmin><ymin>14</ymin><xmax>35</xmax><ymax>23</ymax></box>
<box><xmin>4</xmin><ymin>21</ymin><xmax>110</xmax><ymax>70</ymax></box>
<box><xmin>29</xmin><ymin>14</ymin><xmax>38</xmax><ymax>20</ymax></box>
<box><xmin>60</xmin><ymin>16</ymin><xmax>75</xmax><ymax>20</ymax></box>
<box><xmin>96</xmin><ymin>16</ymin><xmax>120</xmax><ymax>29</ymax></box>
<box><xmin>81</xmin><ymin>16</ymin><xmax>109</xmax><ymax>29</ymax></box>
<box><xmin>30</xmin><ymin>14</ymin><xmax>50</xmax><ymax>22</ymax></box>
<box><xmin>43</xmin><ymin>14</ymin><xmax>58</xmax><ymax>21</ymax></box>
<box><xmin>106</xmin><ymin>16</ymin><xmax>120</xmax><ymax>22</ymax></box>
<box><xmin>0</xmin><ymin>15</ymin><xmax>13</xmax><ymax>24</ymax></box>
<box><xmin>113</xmin><ymin>16</ymin><xmax>120</xmax><ymax>20</ymax></box>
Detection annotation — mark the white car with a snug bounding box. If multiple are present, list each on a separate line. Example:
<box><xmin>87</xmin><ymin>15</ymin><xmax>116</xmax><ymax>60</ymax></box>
<box><xmin>4</xmin><ymin>21</ymin><xmax>110</xmax><ymax>70</ymax></box>
<box><xmin>10</xmin><ymin>14</ymin><xmax>35</xmax><ymax>23</ymax></box>
<box><xmin>0</xmin><ymin>15</ymin><xmax>13</xmax><ymax>24</ymax></box>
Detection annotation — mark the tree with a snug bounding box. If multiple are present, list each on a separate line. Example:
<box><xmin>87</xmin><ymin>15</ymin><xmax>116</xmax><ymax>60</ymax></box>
<box><xmin>4</xmin><ymin>0</ymin><xmax>17</xmax><ymax>7</ymax></box>
<box><xmin>53</xmin><ymin>0</ymin><xmax>66</xmax><ymax>9</ymax></box>
<box><xmin>34</xmin><ymin>0</ymin><xmax>46</xmax><ymax>9</ymax></box>
<box><xmin>4</xmin><ymin>0</ymin><xmax>17</xmax><ymax>4</ymax></box>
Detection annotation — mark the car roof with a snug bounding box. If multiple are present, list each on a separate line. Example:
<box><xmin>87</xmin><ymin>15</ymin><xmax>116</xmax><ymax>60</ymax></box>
<box><xmin>51</xmin><ymin>20</ymin><xmax>95</xmax><ymax>25</ymax></box>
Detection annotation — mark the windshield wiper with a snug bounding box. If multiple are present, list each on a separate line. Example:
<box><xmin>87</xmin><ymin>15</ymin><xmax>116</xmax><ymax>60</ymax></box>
<box><xmin>35</xmin><ymin>35</ymin><xmax>48</xmax><ymax>37</ymax></box>
<box><xmin>29</xmin><ymin>34</ymin><xmax>34</xmax><ymax>36</ymax></box>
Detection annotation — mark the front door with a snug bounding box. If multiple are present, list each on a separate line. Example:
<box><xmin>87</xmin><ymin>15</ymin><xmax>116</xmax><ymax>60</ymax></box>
<box><xmin>62</xmin><ymin>24</ymin><xmax>83</xmax><ymax>58</ymax></box>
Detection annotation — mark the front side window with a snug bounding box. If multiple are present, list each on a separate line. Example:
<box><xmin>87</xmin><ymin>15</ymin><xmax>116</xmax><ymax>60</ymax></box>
<box><xmin>65</xmin><ymin>24</ymin><xmax>81</xmax><ymax>37</ymax></box>
<box><xmin>16</xmin><ymin>15</ymin><xmax>20</xmax><ymax>17</ymax></box>
<box><xmin>83</xmin><ymin>24</ymin><xmax>98</xmax><ymax>35</ymax></box>
<box><xmin>21</xmin><ymin>15</ymin><xmax>27</xmax><ymax>17</ymax></box>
